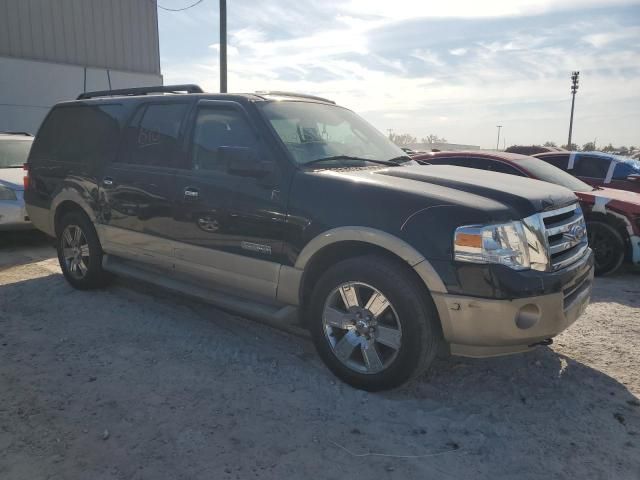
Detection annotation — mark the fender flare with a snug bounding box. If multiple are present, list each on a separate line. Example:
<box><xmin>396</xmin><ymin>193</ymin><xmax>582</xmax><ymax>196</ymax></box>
<box><xmin>291</xmin><ymin>226</ymin><xmax>447</xmax><ymax>295</ymax></box>
<box><xmin>49</xmin><ymin>187</ymin><xmax>97</xmax><ymax>235</ymax></box>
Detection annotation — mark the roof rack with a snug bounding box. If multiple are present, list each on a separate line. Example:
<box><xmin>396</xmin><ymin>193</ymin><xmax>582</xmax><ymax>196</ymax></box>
<box><xmin>77</xmin><ymin>84</ymin><xmax>204</xmax><ymax>100</ymax></box>
<box><xmin>0</xmin><ymin>131</ymin><xmax>33</xmax><ymax>136</ymax></box>
<box><xmin>255</xmin><ymin>91</ymin><xmax>335</xmax><ymax>104</ymax></box>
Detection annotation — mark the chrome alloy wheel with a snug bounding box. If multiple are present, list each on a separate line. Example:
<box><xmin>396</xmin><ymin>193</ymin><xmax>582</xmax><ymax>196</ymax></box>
<box><xmin>322</xmin><ymin>282</ymin><xmax>402</xmax><ymax>374</ymax></box>
<box><xmin>61</xmin><ymin>225</ymin><xmax>90</xmax><ymax>279</ymax></box>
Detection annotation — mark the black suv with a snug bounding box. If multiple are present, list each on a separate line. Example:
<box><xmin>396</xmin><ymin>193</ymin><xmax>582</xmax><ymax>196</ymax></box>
<box><xmin>25</xmin><ymin>85</ymin><xmax>594</xmax><ymax>391</ymax></box>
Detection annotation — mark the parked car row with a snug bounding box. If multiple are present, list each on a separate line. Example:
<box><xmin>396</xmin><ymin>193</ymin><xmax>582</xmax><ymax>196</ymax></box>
<box><xmin>411</xmin><ymin>151</ymin><xmax>640</xmax><ymax>276</ymax></box>
<box><xmin>0</xmin><ymin>132</ymin><xmax>34</xmax><ymax>230</ymax></box>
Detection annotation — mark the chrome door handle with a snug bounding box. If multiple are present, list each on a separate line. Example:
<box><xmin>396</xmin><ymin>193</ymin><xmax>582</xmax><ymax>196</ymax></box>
<box><xmin>103</xmin><ymin>177</ymin><xmax>114</xmax><ymax>186</ymax></box>
<box><xmin>184</xmin><ymin>187</ymin><xmax>199</xmax><ymax>199</ymax></box>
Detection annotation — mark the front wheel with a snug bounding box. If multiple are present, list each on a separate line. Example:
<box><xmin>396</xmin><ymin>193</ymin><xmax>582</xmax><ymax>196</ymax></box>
<box><xmin>587</xmin><ymin>220</ymin><xmax>625</xmax><ymax>276</ymax></box>
<box><xmin>309</xmin><ymin>255</ymin><xmax>441</xmax><ymax>391</ymax></box>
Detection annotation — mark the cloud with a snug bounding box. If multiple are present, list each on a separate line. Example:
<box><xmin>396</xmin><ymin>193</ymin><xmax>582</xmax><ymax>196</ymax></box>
<box><xmin>159</xmin><ymin>1</ymin><xmax>640</xmax><ymax>147</ymax></box>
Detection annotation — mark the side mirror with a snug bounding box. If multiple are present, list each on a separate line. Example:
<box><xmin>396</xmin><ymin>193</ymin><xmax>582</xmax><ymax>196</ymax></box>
<box><xmin>627</xmin><ymin>174</ymin><xmax>640</xmax><ymax>182</ymax></box>
<box><xmin>221</xmin><ymin>146</ymin><xmax>272</xmax><ymax>178</ymax></box>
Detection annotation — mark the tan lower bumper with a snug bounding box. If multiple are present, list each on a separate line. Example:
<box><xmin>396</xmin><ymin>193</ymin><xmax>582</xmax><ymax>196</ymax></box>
<box><xmin>432</xmin><ymin>270</ymin><xmax>593</xmax><ymax>358</ymax></box>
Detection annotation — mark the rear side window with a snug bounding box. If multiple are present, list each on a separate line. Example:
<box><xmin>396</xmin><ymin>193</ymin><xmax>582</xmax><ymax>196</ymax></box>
<box><xmin>191</xmin><ymin>107</ymin><xmax>257</xmax><ymax>171</ymax></box>
<box><xmin>121</xmin><ymin>103</ymin><xmax>189</xmax><ymax>167</ymax></box>
<box><xmin>471</xmin><ymin>158</ymin><xmax>526</xmax><ymax>176</ymax></box>
<box><xmin>30</xmin><ymin>104</ymin><xmax>123</xmax><ymax>165</ymax></box>
<box><xmin>538</xmin><ymin>155</ymin><xmax>568</xmax><ymax>170</ymax></box>
<box><xmin>573</xmin><ymin>155</ymin><xmax>610</xmax><ymax>179</ymax></box>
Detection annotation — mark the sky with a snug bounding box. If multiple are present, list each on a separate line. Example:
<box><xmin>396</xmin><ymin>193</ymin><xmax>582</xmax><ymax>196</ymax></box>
<box><xmin>157</xmin><ymin>0</ymin><xmax>640</xmax><ymax>149</ymax></box>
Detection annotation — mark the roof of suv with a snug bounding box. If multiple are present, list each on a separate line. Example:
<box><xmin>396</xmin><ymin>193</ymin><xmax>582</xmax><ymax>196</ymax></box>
<box><xmin>66</xmin><ymin>84</ymin><xmax>336</xmax><ymax>106</ymax></box>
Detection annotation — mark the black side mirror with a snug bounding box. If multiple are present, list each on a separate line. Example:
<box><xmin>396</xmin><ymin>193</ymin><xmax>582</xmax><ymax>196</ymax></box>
<box><xmin>221</xmin><ymin>146</ymin><xmax>272</xmax><ymax>178</ymax></box>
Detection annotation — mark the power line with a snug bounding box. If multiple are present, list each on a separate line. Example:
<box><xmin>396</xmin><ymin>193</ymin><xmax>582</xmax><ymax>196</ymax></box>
<box><xmin>156</xmin><ymin>0</ymin><xmax>204</xmax><ymax>12</ymax></box>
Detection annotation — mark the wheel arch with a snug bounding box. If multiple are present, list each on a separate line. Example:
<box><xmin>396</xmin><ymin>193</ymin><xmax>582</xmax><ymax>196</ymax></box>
<box><xmin>584</xmin><ymin>211</ymin><xmax>632</xmax><ymax>259</ymax></box>
<box><xmin>52</xmin><ymin>190</ymin><xmax>97</xmax><ymax>237</ymax></box>
<box><xmin>284</xmin><ymin>227</ymin><xmax>447</xmax><ymax>312</ymax></box>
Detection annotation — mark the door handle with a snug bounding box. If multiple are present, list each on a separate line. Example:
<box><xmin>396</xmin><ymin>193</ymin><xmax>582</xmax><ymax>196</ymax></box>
<box><xmin>103</xmin><ymin>177</ymin><xmax>114</xmax><ymax>186</ymax></box>
<box><xmin>184</xmin><ymin>187</ymin><xmax>199</xmax><ymax>199</ymax></box>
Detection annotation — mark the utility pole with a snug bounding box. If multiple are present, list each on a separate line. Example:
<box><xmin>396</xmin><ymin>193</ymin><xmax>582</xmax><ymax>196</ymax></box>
<box><xmin>567</xmin><ymin>71</ymin><xmax>579</xmax><ymax>149</ymax></box>
<box><xmin>496</xmin><ymin>125</ymin><xmax>502</xmax><ymax>151</ymax></box>
<box><xmin>220</xmin><ymin>0</ymin><xmax>227</xmax><ymax>93</ymax></box>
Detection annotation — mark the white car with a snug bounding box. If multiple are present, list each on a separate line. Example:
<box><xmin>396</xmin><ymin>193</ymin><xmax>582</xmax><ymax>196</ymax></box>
<box><xmin>0</xmin><ymin>132</ymin><xmax>34</xmax><ymax>230</ymax></box>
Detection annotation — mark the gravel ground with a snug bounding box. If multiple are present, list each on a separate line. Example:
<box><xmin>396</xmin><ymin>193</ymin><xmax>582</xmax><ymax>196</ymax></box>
<box><xmin>1</xmin><ymin>232</ymin><xmax>639</xmax><ymax>480</ymax></box>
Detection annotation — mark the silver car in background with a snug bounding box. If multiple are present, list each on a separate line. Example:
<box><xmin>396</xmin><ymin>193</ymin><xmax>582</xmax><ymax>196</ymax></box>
<box><xmin>0</xmin><ymin>132</ymin><xmax>34</xmax><ymax>230</ymax></box>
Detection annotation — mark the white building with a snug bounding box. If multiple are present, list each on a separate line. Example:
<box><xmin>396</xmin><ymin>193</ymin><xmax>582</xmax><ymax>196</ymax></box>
<box><xmin>0</xmin><ymin>0</ymin><xmax>163</xmax><ymax>134</ymax></box>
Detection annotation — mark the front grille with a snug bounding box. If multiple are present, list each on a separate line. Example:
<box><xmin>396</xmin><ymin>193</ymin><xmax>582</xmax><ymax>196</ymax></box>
<box><xmin>539</xmin><ymin>204</ymin><xmax>589</xmax><ymax>271</ymax></box>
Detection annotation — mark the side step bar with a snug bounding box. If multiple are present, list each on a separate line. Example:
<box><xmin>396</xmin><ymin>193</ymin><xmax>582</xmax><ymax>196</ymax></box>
<box><xmin>102</xmin><ymin>255</ymin><xmax>308</xmax><ymax>338</ymax></box>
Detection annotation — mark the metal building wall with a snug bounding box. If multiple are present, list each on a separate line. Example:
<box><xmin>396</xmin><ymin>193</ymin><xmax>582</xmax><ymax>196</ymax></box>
<box><xmin>0</xmin><ymin>0</ymin><xmax>160</xmax><ymax>74</ymax></box>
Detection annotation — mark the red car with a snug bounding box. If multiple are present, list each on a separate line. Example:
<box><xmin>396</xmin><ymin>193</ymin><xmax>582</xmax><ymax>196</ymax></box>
<box><xmin>412</xmin><ymin>151</ymin><xmax>640</xmax><ymax>276</ymax></box>
<box><xmin>534</xmin><ymin>151</ymin><xmax>640</xmax><ymax>193</ymax></box>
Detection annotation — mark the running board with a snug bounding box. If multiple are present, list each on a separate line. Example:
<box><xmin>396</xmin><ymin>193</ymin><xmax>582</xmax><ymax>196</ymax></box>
<box><xmin>102</xmin><ymin>255</ymin><xmax>308</xmax><ymax>338</ymax></box>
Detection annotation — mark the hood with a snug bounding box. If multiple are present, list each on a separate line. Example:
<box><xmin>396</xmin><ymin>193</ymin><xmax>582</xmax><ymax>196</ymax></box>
<box><xmin>319</xmin><ymin>165</ymin><xmax>577</xmax><ymax>219</ymax></box>
<box><xmin>0</xmin><ymin>168</ymin><xmax>24</xmax><ymax>191</ymax></box>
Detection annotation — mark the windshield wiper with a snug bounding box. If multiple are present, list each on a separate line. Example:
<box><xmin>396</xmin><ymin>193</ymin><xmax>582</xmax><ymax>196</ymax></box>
<box><xmin>302</xmin><ymin>155</ymin><xmax>401</xmax><ymax>169</ymax></box>
<box><xmin>386</xmin><ymin>155</ymin><xmax>412</xmax><ymax>164</ymax></box>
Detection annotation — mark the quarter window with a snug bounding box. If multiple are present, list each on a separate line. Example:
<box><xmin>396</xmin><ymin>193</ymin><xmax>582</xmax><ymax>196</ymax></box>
<box><xmin>572</xmin><ymin>155</ymin><xmax>610</xmax><ymax>179</ymax></box>
<box><xmin>612</xmin><ymin>161</ymin><xmax>640</xmax><ymax>180</ymax></box>
<box><xmin>191</xmin><ymin>107</ymin><xmax>257</xmax><ymax>171</ymax></box>
<box><xmin>122</xmin><ymin>103</ymin><xmax>189</xmax><ymax>167</ymax></box>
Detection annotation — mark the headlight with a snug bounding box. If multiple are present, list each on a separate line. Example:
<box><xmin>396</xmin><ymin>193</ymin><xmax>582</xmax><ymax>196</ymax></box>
<box><xmin>0</xmin><ymin>185</ymin><xmax>18</xmax><ymax>201</ymax></box>
<box><xmin>454</xmin><ymin>221</ymin><xmax>530</xmax><ymax>270</ymax></box>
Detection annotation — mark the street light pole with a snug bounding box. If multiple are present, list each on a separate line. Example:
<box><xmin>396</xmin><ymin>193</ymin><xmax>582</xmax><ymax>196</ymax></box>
<box><xmin>567</xmin><ymin>71</ymin><xmax>579</xmax><ymax>149</ymax></box>
<box><xmin>220</xmin><ymin>0</ymin><xmax>227</xmax><ymax>93</ymax></box>
<box><xmin>496</xmin><ymin>125</ymin><xmax>502</xmax><ymax>151</ymax></box>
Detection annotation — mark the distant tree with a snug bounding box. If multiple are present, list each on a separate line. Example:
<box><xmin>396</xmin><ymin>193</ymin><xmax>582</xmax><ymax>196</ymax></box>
<box><xmin>582</xmin><ymin>141</ymin><xmax>596</xmax><ymax>151</ymax></box>
<box><xmin>602</xmin><ymin>143</ymin><xmax>615</xmax><ymax>152</ymax></box>
<box><xmin>388</xmin><ymin>132</ymin><xmax>417</xmax><ymax>146</ymax></box>
<box><xmin>543</xmin><ymin>141</ymin><xmax>557</xmax><ymax>147</ymax></box>
<box><xmin>505</xmin><ymin>145</ymin><xmax>548</xmax><ymax>155</ymax></box>
<box><xmin>421</xmin><ymin>134</ymin><xmax>447</xmax><ymax>144</ymax></box>
<box><xmin>562</xmin><ymin>143</ymin><xmax>578</xmax><ymax>151</ymax></box>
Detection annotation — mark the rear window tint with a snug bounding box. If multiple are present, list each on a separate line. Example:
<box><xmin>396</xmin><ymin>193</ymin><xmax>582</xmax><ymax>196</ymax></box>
<box><xmin>30</xmin><ymin>104</ymin><xmax>123</xmax><ymax>165</ymax></box>
<box><xmin>120</xmin><ymin>103</ymin><xmax>189</xmax><ymax>167</ymax></box>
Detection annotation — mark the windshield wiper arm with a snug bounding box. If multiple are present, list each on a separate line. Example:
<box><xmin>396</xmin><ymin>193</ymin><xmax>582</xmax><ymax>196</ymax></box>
<box><xmin>302</xmin><ymin>155</ymin><xmax>401</xmax><ymax>168</ymax></box>
<box><xmin>386</xmin><ymin>155</ymin><xmax>412</xmax><ymax>164</ymax></box>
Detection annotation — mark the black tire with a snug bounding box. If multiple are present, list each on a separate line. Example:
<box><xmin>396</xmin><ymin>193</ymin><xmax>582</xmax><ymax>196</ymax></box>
<box><xmin>587</xmin><ymin>220</ymin><xmax>625</xmax><ymax>276</ymax></box>
<box><xmin>308</xmin><ymin>255</ymin><xmax>441</xmax><ymax>391</ymax></box>
<box><xmin>56</xmin><ymin>211</ymin><xmax>110</xmax><ymax>289</ymax></box>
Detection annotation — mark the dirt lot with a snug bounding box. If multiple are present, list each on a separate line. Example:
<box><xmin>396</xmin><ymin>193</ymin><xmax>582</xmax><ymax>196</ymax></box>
<box><xmin>1</xmin><ymin>232</ymin><xmax>639</xmax><ymax>480</ymax></box>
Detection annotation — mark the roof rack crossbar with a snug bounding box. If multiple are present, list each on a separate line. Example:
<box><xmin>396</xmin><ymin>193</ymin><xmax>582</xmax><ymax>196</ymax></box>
<box><xmin>77</xmin><ymin>84</ymin><xmax>204</xmax><ymax>100</ymax></box>
<box><xmin>254</xmin><ymin>91</ymin><xmax>335</xmax><ymax>104</ymax></box>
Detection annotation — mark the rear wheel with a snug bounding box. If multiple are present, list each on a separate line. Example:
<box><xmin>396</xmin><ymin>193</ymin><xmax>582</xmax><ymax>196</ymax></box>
<box><xmin>57</xmin><ymin>211</ymin><xmax>110</xmax><ymax>289</ymax></box>
<box><xmin>309</xmin><ymin>255</ymin><xmax>441</xmax><ymax>391</ymax></box>
<box><xmin>587</xmin><ymin>220</ymin><xmax>625</xmax><ymax>276</ymax></box>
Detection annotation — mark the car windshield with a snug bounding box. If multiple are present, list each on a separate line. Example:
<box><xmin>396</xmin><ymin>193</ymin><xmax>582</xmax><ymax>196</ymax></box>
<box><xmin>258</xmin><ymin>101</ymin><xmax>412</xmax><ymax>167</ymax></box>
<box><xmin>0</xmin><ymin>139</ymin><xmax>33</xmax><ymax>168</ymax></box>
<box><xmin>518</xmin><ymin>157</ymin><xmax>594</xmax><ymax>192</ymax></box>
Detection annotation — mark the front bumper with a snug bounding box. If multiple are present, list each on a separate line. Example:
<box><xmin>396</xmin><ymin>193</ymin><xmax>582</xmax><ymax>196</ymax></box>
<box><xmin>0</xmin><ymin>191</ymin><xmax>33</xmax><ymax>230</ymax></box>
<box><xmin>433</xmin><ymin>250</ymin><xmax>594</xmax><ymax>357</ymax></box>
